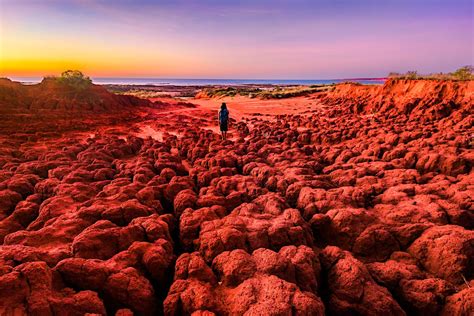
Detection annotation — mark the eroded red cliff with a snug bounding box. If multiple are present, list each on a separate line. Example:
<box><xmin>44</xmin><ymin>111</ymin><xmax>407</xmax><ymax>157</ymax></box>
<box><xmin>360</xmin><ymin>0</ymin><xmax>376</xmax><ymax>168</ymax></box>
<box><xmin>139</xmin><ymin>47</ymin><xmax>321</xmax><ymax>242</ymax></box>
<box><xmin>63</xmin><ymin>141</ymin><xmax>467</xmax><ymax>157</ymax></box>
<box><xmin>0</xmin><ymin>78</ymin><xmax>152</xmax><ymax>113</ymax></box>
<box><xmin>320</xmin><ymin>79</ymin><xmax>473</xmax><ymax>122</ymax></box>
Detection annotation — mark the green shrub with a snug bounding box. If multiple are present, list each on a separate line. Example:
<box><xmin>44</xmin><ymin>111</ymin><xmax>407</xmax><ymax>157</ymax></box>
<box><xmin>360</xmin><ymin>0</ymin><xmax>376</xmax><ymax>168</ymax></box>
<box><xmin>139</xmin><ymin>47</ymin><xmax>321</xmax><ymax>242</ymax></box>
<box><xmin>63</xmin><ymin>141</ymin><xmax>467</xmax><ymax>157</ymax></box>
<box><xmin>389</xmin><ymin>66</ymin><xmax>473</xmax><ymax>81</ymax></box>
<box><xmin>405</xmin><ymin>71</ymin><xmax>419</xmax><ymax>79</ymax></box>
<box><xmin>202</xmin><ymin>87</ymin><xmax>262</xmax><ymax>98</ymax></box>
<box><xmin>451</xmin><ymin>66</ymin><xmax>474</xmax><ymax>80</ymax></box>
<box><xmin>201</xmin><ymin>85</ymin><xmax>332</xmax><ymax>99</ymax></box>
<box><xmin>57</xmin><ymin>70</ymin><xmax>92</xmax><ymax>90</ymax></box>
<box><xmin>388</xmin><ymin>72</ymin><xmax>401</xmax><ymax>78</ymax></box>
<box><xmin>259</xmin><ymin>85</ymin><xmax>333</xmax><ymax>99</ymax></box>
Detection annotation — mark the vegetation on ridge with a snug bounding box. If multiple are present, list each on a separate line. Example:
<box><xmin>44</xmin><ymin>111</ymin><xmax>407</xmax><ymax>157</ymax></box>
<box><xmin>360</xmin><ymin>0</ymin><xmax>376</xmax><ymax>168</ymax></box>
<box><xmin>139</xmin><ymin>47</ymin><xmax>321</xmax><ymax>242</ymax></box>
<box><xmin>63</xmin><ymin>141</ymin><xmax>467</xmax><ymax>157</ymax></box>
<box><xmin>201</xmin><ymin>85</ymin><xmax>333</xmax><ymax>99</ymax></box>
<box><xmin>388</xmin><ymin>66</ymin><xmax>473</xmax><ymax>81</ymax></box>
<box><xmin>48</xmin><ymin>70</ymin><xmax>93</xmax><ymax>91</ymax></box>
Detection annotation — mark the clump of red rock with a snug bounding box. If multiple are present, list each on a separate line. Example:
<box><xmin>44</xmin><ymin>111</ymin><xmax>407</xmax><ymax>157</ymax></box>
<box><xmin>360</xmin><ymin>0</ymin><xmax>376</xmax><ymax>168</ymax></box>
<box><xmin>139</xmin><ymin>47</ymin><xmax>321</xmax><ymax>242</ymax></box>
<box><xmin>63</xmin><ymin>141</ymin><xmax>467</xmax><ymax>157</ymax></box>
<box><xmin>0</xmin><ymin>79</ymin><xmax>472</xmax><ymax>315</ymax></box>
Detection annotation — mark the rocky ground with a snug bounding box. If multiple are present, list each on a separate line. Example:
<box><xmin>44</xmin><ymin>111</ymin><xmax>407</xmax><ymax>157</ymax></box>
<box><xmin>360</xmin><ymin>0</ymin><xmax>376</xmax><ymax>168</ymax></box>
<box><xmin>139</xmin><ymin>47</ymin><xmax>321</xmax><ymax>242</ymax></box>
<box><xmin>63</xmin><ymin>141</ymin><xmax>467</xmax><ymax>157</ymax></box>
<box><xmin>0</xmin><ymin>78</ymin><xmax>472</xmax><ymax>315</ymax></box>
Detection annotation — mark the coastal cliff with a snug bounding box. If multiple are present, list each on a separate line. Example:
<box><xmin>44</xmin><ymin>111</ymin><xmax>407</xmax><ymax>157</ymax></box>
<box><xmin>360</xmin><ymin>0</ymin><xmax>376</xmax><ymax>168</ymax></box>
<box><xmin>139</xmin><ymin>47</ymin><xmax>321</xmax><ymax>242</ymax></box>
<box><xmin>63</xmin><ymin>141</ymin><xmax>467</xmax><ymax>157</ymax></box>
<box><xmin>320</xmin><ymin>79</ymin><xmax>473</xmax><ymax>121</ymax></box>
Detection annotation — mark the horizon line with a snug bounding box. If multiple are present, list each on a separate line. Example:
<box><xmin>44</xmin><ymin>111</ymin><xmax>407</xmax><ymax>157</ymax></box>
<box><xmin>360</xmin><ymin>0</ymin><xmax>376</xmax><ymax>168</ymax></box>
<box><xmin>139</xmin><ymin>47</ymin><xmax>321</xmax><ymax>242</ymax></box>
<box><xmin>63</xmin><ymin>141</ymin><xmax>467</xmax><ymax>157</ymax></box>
<box><xmin>4</xmin><ymin>76</ymin><xmax>387</xmax><ymax>81</ymax></box>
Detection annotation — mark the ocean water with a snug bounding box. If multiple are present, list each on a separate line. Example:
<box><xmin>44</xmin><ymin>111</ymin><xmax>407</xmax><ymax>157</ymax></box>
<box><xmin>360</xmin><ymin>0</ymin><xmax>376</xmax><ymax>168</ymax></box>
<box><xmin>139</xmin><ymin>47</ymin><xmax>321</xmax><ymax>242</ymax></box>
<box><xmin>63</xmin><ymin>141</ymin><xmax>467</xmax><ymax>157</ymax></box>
<box><xmin>8</xmin><ymin>77</ymin><xmax>386</xmax><ymax>86</ymax></box>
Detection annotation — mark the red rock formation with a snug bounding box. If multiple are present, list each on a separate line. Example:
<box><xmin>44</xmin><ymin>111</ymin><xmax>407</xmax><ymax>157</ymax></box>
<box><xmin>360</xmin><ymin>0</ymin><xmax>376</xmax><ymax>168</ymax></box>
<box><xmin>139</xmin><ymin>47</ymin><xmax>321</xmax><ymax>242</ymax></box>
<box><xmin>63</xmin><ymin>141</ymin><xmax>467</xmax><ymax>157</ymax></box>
<box><xmin>320</xmin><ymin>79</ymin><xmax>473</xmax><ymax>121</ymax></box>
<box><xmin>0</xmin><ymin>78</ymin><xmax>152</xmax><ymax>113</ymax></box>
<box><xmin>164</xmin><ymin>248</ymin><xmax>325</xmax><ymax>315</ymax></box>
<box><xmin>320</xmin><ymin>246</ymin><xmax>406</xmax><ymax>315</ymax></box>
<box><xmin>0</xmin><ymin>78</ymin><xmax>472</xmax><ymax>314</ymax></box>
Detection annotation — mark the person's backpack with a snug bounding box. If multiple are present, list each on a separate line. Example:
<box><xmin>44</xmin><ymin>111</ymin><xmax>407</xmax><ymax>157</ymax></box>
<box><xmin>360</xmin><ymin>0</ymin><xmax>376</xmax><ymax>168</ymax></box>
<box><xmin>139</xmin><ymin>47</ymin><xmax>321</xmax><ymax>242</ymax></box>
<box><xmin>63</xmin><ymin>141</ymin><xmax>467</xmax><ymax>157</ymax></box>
<box><xmin>219</xmin><ymin>109</ymin><xmax>229</xmax><ymax>123</ymax></box>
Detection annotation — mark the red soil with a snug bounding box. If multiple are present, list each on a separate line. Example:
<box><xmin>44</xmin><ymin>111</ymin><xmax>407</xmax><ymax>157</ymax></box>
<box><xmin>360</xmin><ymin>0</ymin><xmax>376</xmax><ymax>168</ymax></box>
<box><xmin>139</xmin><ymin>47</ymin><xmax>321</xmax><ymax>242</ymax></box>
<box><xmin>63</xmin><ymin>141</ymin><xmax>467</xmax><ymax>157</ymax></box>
<box><xmin>318</xmin><ymin>79</ymin><xmax>473</xmax><ymax>120</ymax></box>
<box><xmin>0</xmin><ymin>78</ymin><xmax>473</xmax><ymax>315</ymax></box>
<box><xmin>0</xmin><ymin>78</ymin><xmax>154</xmax><ymax>113</ymax></box>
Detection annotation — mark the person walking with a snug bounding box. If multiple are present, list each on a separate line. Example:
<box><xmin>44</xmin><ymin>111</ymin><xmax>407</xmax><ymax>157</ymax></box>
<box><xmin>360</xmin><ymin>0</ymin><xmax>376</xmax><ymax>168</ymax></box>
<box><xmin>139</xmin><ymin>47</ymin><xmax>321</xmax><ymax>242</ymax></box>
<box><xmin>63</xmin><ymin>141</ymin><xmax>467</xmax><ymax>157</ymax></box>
<box><xmin>218</xmin><ymin>102</ymin><xmax>229</xmax><ymax>140</ymax></box>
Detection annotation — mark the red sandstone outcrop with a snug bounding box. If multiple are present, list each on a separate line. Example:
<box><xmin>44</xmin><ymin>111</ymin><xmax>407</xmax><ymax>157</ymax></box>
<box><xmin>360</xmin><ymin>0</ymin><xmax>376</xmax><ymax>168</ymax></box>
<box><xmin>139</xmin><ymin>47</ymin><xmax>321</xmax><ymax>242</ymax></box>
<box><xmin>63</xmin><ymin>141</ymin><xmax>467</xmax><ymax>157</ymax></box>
<box><xmin>320</xmin><ymin>246</ymin><xmax>406</xmax><ymax>315</ymax></box>
<box><xmin>0</xmin><ymin>78</ymin><xmax>152</xmax><ymax>113</ymax></box>
<box><xmin>164</xmin><ymin>248</ymin><xmax>325</xmax><ymax>315</ymax></box>
<box><xmin>0</xmin><ymin>78</ymin><xmax>472</xmax><ymax>314</ymax></box>
<box><xmin>320</xmin><ymin>79</ymin><xmax>473</xmax><ymax>121</ymax></box>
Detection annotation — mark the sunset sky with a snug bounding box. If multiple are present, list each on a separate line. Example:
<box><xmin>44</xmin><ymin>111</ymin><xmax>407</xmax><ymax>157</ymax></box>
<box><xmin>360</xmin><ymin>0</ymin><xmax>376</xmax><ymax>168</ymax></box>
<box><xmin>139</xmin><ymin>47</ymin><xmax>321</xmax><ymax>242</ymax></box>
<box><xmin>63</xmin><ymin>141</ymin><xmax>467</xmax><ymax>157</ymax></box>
<box><xmin>0</xmin><ymin>0</ymin><xmax>472</xmax><ymax>79</ymax></box>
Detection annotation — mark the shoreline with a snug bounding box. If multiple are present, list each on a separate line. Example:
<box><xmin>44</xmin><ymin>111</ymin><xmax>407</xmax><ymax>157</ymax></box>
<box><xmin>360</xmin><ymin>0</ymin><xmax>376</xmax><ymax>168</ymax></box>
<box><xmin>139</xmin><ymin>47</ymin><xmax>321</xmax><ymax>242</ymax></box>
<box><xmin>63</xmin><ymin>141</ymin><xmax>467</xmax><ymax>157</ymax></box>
<box><xmin>4</xmin><ymin>76</ymin><xmax>387</xmax><ymax>86</ymax></box>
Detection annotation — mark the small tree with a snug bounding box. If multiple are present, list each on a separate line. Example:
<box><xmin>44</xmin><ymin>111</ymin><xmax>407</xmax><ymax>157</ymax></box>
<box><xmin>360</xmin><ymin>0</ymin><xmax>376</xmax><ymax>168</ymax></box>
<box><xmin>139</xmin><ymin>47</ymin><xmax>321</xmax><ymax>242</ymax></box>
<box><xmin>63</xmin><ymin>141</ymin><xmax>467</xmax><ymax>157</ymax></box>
<box><xmin>405</xmin><ymin>71</ymin><xmax>418</xmax><ymax>79</ymax></box>
<box><xmin>57</xmin><ymin>70</ymin><xmax>92</xmax><ymax>90</ymax></box>
<box><xmin>388</xmin><ymin>72</ymin><xmax>401</xmax><ymax>78</ymax></box>
<box><xmin>451</xmin><ymin>66</ymin><xmax>473</xmax><ymax>80</ymax></box>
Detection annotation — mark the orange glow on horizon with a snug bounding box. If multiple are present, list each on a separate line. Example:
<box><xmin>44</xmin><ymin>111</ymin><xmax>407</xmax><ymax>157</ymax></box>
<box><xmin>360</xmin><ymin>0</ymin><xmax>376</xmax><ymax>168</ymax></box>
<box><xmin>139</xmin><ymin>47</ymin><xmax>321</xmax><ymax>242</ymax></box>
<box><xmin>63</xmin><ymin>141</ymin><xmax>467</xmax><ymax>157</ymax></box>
<box><xmin>0</xmin><ymin>34</ymin><xmax>225</xmax><ymax>78</ymax></box>
<box><xmin>0</xmin><ymin>28</ymin><xmax>215</xmax><ymax>78</ymax></box>
<box><xmin>0</xmin><ymin>47</ymin><xmax>217</xmax><ymax>78</ymax></box>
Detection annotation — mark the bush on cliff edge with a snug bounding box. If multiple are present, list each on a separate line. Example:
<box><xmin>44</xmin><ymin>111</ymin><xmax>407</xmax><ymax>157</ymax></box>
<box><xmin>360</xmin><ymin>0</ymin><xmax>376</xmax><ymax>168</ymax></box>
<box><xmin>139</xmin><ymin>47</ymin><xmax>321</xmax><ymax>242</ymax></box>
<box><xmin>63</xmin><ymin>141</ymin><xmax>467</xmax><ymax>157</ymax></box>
<box><xmin>389</xmin><ymin>66</ymin><xmax>473</xmax><ymax>80</ymax></box>
<box><xmin>56</xmin><ymin>70</ymin><xmax>92</xmax><ymax>91</ymax></box>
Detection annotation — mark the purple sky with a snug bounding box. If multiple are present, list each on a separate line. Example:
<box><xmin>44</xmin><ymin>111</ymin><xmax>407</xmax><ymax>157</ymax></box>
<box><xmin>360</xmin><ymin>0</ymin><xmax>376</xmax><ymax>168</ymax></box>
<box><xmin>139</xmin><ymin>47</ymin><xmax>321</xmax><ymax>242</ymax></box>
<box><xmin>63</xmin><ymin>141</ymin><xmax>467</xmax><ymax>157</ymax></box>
<box><xmin>1</xmin><ymin>0</ymin><xmax>473</xmax><ymax>78</ymax></box>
